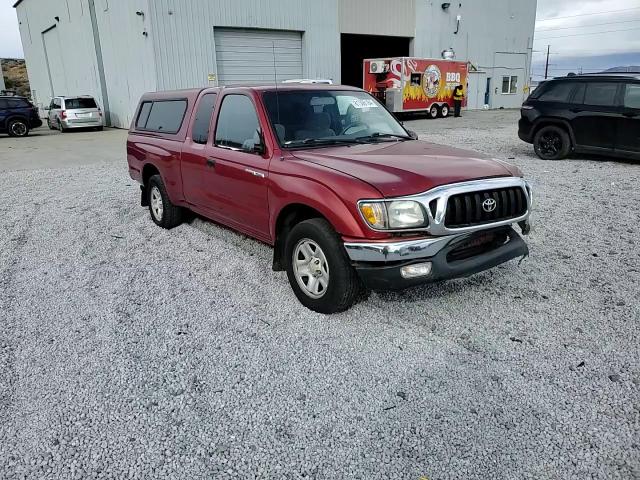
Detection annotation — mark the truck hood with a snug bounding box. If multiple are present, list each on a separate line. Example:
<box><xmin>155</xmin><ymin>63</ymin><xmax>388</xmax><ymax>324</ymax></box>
<box><xmin>291</xmin><ymin>140</ymin><xmax>520</xmax><ymax>197</ymax></box>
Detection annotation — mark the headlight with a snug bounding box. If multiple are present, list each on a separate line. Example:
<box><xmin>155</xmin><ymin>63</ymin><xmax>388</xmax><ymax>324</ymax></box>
<box><xmin>359</xmin><ymin>200</ymin><xmax>427</xmax><ymax>230</ymax></box>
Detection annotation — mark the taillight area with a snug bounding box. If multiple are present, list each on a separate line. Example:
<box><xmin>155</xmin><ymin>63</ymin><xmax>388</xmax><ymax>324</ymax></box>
<box><xmin>60</xmin><ymin>110</ymin><xmax>67</xmax><ymax>119</ymax></box>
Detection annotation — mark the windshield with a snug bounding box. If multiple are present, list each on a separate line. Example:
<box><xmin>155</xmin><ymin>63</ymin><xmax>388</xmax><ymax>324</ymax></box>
<box><xmin>263</xmin><ymin>90</ymin><xmax>409</xmax><ymax>147</ymax></box>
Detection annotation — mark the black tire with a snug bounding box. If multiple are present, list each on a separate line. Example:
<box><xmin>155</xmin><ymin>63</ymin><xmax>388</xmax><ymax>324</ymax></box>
<box><xmin>58</xmin><ymin>119</ymin><xmax>66</xmax><ymax>133</ymax></box>
<box><xmin>533</xmin><ymin>125</ymin><xmax>571</xmax><ymax>160</ymax></box>
<box><xmin>147</xmin><ymin>174</ymin><xmax>183</xmax><ymax>229</ymax></box>
<box><xmin>428</xmin><ymin>104</ymin><xmax>440</xmax><ymax>119</ymax></box>
<box><xmin>7</xmin><ymin>119</ymin><xmax>29</xmax><ymax>137</ymax></box>
<box><xmin>440</xmin><ymin>103</ymin><xmax>450</xmax><ymax>118</ymax></box>
<box><xmin>47</xmin><ymin>118</ymin><xmax>56</xmax><ymax>130</ymax></box>
<box><xmin>284</xmin><ymin>218</ymin><xmax>361</xmax><ymax>314</ymax></box>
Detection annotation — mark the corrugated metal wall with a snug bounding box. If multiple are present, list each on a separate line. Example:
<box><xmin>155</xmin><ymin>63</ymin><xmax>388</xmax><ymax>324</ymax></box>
<box><xmin>147</xmin><ymin>0</ymin><xmax>341</xmax><ymax>89</ymax></box>
<box><xmin>15</xmin><ymin>0</ymin><xmax>102</xmax><ymax>113</ymax></box>
<box><xmin>15</xmin><ymin>0</ymin><xmax>157</xmax><ymax>127</ymax></box>
<box><xmin>92</xmin><ymin>0</ymin><xmax>157</xmax><ymax>127</ymax></box>
<box><xmin>414</xmin><ymin>0</ymin><xmax>537</xmax><ymax>108</ymax></box>
<box><xmin>339</xmin><ymin>0</ymin><xmax>415</xmax><ymax>38</ymax></box>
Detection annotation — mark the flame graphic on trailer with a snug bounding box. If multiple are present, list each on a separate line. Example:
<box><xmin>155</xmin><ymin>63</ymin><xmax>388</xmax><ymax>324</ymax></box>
<box><xmin>363</xmin><ymin>57</ymin><xmax>468</xmax><ymax>114</ymax></box>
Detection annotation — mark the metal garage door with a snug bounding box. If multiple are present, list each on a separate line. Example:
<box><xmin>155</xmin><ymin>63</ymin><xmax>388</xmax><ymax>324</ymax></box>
<box><xmin>214</xmin><ymin>28</ymin><xmax>303</xmax><ymax>85</ymax></box>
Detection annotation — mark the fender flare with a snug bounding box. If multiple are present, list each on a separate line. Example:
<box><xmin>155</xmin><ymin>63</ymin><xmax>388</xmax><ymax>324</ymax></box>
<box><xmin>532</xmin><ymin>118</ymin><xmax>576</xmax><ymax>146</ymax></box>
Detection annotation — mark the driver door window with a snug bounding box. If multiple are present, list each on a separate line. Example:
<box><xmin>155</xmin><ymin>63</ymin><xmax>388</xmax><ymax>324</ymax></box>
<box><xmin>215</xmin><ymin>94</ymin><xmax>260</xmax><ymax>152</ymax></box>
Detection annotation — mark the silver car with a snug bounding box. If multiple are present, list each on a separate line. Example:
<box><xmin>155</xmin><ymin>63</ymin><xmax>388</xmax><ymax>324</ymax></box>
<box><xmin>46</xmin><ymin>96</ymin><xmax>104</xmax><ymax>132</ymax></box>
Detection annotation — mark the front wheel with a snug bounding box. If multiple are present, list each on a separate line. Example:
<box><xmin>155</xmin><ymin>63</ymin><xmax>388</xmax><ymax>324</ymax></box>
<box><xmin>533</xmin><ymin>125</ymin><xmax>571</xmax><ymax>160</ymax></box>
<box><xmin>7</xmin><ymin>119</ymin><xmax>29</xmax><ymax>137</ymax></box>
<box><xmin>428</xmin><ymin>104</ymin><xmax>439</xmax><ymax>119</ymax></box>
<box><xmin>285</xmin><ymin>218</ymin><xmax>360</xmax><ymax>314</ymax></box>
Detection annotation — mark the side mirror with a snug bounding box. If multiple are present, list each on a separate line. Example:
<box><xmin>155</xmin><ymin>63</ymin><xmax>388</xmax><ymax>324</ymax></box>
<box><xmin>407</xmin><ymin>130</ymin><xmax>418</xmax><ymax>140</ymax></box>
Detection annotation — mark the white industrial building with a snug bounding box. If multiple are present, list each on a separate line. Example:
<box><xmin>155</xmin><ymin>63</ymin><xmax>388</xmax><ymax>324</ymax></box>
<box><xmin>14</xmin><ymin>0</ymin><xmax>537</xmax><ymax>128</ymax></box>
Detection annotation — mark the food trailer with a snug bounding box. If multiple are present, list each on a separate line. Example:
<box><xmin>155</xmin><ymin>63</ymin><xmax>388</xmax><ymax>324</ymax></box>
<box><xmin>363</xmin><ymin>57</ymin><xmax>468</xmax><ymax>118</ymax></box>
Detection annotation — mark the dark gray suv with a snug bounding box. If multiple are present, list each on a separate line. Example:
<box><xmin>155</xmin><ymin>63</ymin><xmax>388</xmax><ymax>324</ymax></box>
<box><xmin>518</xmin><ymin>74</ymin><xmax>640</xmax><ymax>160</ymax></box>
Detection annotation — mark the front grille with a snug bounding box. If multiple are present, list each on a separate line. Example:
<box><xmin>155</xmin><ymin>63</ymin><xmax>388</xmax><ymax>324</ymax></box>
<box><xmin>444</xmin><ymin>187</ymin><xmax>527</xmax><ymax>228</ymax></box>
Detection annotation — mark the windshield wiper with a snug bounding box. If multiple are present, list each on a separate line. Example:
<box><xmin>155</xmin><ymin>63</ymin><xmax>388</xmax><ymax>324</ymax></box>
<box><xmin>355</xmin><ymin>132</ymin><xmax>413</xmax><ymax>142</ymax></box>
<box><xmin>284</xmin><ymin>137</ymin><xmax>363</xmax><ymax>147</ymax></box>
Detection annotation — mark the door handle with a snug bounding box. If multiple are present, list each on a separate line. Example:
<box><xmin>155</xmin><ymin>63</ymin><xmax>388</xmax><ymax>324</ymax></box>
<box><xmin>206</xmin><ymin>158</ymin><xmax>216</xmax><ymax>168</ymax></box>
<box><xmin>244</xmin><ymin>168</ymin><xmax>265</xmax><ymax>178</ymax></box>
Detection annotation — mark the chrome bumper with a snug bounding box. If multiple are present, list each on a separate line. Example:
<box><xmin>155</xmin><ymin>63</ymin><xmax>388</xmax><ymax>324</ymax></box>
<box><xmin>344</xmin><ymin>220</ymin><xmax>531</xmax><ymax>263</ymax></box>
<box><xmin>344</xmin><ymin>234</ymin><xmax>465</xmax><ymax>262</ymax></box>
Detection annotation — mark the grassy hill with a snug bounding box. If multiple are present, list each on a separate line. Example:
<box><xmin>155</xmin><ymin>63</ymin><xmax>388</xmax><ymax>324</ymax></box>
<box><xmin>1</xmin><ymin>58</ymin><xmax>31</xmax><ymax>97</ymax></box>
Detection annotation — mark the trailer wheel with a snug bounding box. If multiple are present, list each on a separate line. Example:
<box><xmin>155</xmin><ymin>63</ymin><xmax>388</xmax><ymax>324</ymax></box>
<box><xmin>429</xmin><ymin>104</ymin><xmax>440</xmax><ymax>119</ymax></box>
<box><xmin>440</xmin><ymin>104</ymin><xmax>450</xmax><ymax>118</ymax></box>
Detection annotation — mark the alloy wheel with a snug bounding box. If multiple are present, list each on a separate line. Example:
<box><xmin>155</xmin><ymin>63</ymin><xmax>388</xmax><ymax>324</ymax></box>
<box><xmin>150</xmin><ymin>186</ymin><xmax>164</xmax><ymax>221</ymax></box>
<box><xmin>539</xmin><ymin>131</ymin><xmax>562</xmax><ymax>157</ymax></box>
<box><xmin>292</xmin><ymin>239</ymin><xmax>330</xmax><ymax>299</ymax></box>
<box><xmin>10</xmin><ymin>121</ymin><xmax>27</xmax><ymax>136</ymax></box>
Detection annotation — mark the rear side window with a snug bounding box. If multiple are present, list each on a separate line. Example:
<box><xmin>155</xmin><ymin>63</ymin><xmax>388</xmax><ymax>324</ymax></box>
<box><xmin>215</xmin><ymin>95</ymin><xmax>260</xmax><ymax>150</ymax></box>
<box><xmin>191</xmin><ymin>93</ymin><xmax>217</xmax><ymax>144</ymax></box>
<box><xmin>1</xmin><ymin>98</ymin><xmax>30</xmax><ymax>108</ymax></box>
<box><xmin>624</xmin><ymin>83</ymin><xmax>640</xmax><ymax>109</ymax></box>
<box><xmin>65</xmin><ymin>98</ymin><xmax>97</xmax><ymax>109</ymax></box>
<box><xmin>537</xmin><ymin>82</ymin><xmax>576</xmax><ymax>103</ymax></box>
<box><xmin>136</xmin><ymin>102</ymin><xmax>152</xmax><ymax>128</ymax></box>
<box><xmin>136</xmin><ymin>100</ymin><xmax>187</xmax><ymax>134</ymax></box>
<box><xmin>583</xmin><ymin>82</ymin><xmax>618</xmax><ymax>107</ymax></box>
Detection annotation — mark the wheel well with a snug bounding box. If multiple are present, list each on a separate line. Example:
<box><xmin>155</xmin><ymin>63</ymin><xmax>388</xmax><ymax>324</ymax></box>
<box><xmin>532</xmin><ymin>121</ymin><xmax>573</xmax><ymax>146</ymax></box>
<box><xmin>142</xmin><ymin>164</ymin><xmax>160</xmax><ymax>187</ymax></box>
<box><xmin>272</xmin><ymin>204</ymin><xmax>327</xmax><ymax>271</ymax></box>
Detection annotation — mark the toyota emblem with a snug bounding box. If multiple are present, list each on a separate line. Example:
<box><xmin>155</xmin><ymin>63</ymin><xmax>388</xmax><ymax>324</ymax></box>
<box><xmin>482</xmin><ymin>198</ymin><xmax>497</xmax><ymax>213</ymax></box>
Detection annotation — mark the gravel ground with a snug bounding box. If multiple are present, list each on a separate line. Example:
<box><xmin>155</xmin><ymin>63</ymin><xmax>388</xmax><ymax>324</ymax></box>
<box><xmin>1</xmin><ymin>111</ymin><xmax>638</xmax><ymax>479</ymax></box>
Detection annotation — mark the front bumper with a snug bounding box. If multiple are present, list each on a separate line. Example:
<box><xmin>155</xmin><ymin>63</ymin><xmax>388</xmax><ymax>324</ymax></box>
<box><xmin>344</xmin><ymin>226</ymin><xmax>529</xmax><ymax>290</ymax></box>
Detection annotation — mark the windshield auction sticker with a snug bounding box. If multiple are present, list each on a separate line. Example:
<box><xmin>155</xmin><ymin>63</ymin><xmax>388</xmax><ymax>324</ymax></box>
<box><xmin>351</xmin><ymin>98</ymin><xmax>379</xmax><ymax>109</ymax></box>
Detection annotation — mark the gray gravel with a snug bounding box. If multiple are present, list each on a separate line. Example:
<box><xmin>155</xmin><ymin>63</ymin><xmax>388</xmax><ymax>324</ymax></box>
<box><xmin>1</xmin><ymin>111</ymin><xmax>639</xmax><ymax>479</ymax></box>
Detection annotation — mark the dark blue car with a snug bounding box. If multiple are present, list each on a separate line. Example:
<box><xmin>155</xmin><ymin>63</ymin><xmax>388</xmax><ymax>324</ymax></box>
<box><xmin>0</xmin><ymin>95</ymin><xmax>43</xmax><ymax>137</ymax></box>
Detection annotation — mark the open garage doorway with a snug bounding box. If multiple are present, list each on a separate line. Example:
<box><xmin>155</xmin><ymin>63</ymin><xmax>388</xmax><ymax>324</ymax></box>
<box><xmin>340</xmin><ymin>34</ymin><xmax>411</xmax><ymax>87</ymax></box>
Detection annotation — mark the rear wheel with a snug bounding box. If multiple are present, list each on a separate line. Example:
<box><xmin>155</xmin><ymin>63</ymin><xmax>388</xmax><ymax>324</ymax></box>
<box><xmin>47</xmin><ymin>118</ymin><xmax>56</xmax><ymax>130</ymax></box>
<box><xmin>147</xmin><ymin>174</ymin><xmax>183</xmax><ymax>229</ymax></box>
<box><xmin>285</xmin><ymin>218</ymin><xmax>360</xmax><ymax>314</ymax></box>
<box><xmin>440</xmin><ymin>103</ymin><xmax>449</xmax><ymax>118</ymax></box>
<box><xmin>428</xmin><ymin>104</ymin><xmax>440</xmax><ymax>119</ymax></box>
<box><xmin>7</xmin><ymin>119</ymin><xmax>29</xmax><ymax>137</ymax></box>
<box><xmin>58</xmin><ymin>119</ymin><xmax>66</xmax><ymax>133</ymax></box>
<box><xmin>533</xmin><ymin>125</ymin><xmax>571</xmax><ymax>160</ymax></box>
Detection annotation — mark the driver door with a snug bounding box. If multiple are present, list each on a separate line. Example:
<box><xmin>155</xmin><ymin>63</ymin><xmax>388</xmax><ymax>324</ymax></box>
<box><xmin>202</xmin><ymin>93</ymin><xmax>272</xmax><ymax>242</ymax></box>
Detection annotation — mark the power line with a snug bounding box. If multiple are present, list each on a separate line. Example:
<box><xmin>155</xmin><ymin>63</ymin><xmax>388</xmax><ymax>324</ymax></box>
<box><xmin>536</xmin><ymin>7</ymin><xmax>640</xmax><ymax>22</ymax></box>
<box><xmin>536</xmin><ymin>19</ymin><xmax>640</xmax><ymax>32</ymax></box>
<box><xmin>535</xmin><ymin>27</ymin><xmax>640</xmax><ymax>40</ymax></box>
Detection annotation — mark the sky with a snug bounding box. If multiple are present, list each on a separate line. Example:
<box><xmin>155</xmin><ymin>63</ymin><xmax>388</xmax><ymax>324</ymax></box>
<box><xmin>1</xmin><ymin>0</ymin><xmax>639</xmax><ymax>78</ymax></box>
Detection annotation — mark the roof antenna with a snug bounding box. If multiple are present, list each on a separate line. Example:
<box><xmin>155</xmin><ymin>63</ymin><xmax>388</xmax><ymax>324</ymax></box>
<box><xmin>272</xmin><ymin>41</ymin><xmax>281</xmax><ymax>127</ymax></box>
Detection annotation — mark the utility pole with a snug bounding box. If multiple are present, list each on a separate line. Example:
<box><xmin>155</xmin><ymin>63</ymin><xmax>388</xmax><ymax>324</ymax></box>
<box><xmin>544</xmin><ymin>45</ymin><xmax>551</xmax><ymax>79</ymax></box>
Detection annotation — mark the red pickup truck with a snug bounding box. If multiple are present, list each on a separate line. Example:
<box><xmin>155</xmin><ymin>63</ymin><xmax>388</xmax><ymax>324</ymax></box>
<box><xmin>127</xmin><ymin>84</ymin><xmax>532</xmax><ymax>313</ymax></box>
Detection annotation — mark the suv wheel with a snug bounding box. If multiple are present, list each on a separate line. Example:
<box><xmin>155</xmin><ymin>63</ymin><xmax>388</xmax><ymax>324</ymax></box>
<box><xmin>147</xmin><ymin>174</ymin><xmax>183</xmax><ymax>229</ymax></box>
<box><xmin>47</xmin><ymin>118</ymin><xmax>56</xmax><ymax>130</ymax></box>
<box><xmin>533</xmin><ymin>125</ymin><xmax>571</xmax><ymax>160</ymax></box>
<box><xmin>440</xmin><ymin>104</ymin><xmax>449</xmax><ymax>118</ymax></box>
<box><xmin>285</xmin><ymin>218</ymin><xmax>360</xmax><ymax>314</ymax></box>
<box><xmin>429</xmin><ymin>104</ymin><xmax>440</xmax><ymax>119</ymax></box>
<box><xmin>58</xmin><ymin>119</ymin><xmax>66</xmax><ymax>133</ymax></box>
<box><xmin>7</xmin><ymin>119</ymin><xmax>29</xmax><ymax>137</ymax></box>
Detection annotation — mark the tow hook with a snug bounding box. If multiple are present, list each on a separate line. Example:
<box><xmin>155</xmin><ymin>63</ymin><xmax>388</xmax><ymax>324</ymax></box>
<box><xmin>518</xmin><ymin>220</ymin><xmax>531</xmax><ymax>235</ymax></box>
